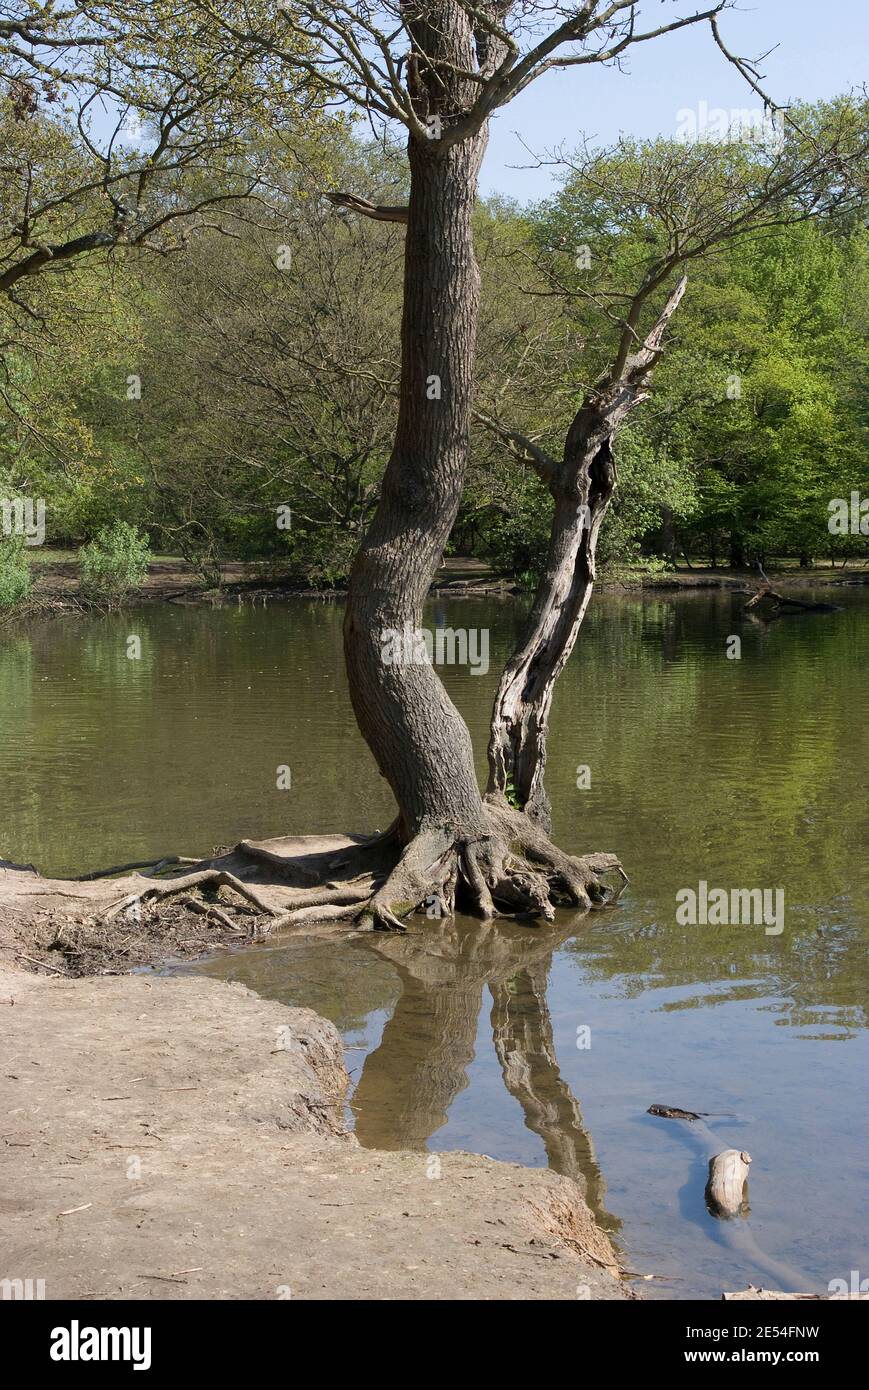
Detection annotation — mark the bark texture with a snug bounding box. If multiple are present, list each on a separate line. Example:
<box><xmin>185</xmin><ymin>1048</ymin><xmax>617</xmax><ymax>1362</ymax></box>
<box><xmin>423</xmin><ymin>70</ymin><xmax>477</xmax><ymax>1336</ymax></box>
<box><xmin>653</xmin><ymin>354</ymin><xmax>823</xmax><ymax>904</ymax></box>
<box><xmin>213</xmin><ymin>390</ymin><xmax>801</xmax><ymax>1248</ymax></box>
<box><xmin>488</xmin><ymin>278</ymin><xmax>688</xmax><ymax>830</ymax></box>
<box><xmin>343</xmin><ymin>131</ymin><xmax>489</xmax><ymax>840</ymax></box>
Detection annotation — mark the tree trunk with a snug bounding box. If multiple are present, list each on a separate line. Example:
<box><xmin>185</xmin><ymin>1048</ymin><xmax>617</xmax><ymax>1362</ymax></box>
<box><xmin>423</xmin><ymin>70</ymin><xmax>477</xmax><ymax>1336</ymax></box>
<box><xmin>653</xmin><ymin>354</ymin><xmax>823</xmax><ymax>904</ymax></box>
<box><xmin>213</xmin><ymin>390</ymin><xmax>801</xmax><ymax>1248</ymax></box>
<box><xmin>487</xmin><ymin>438</ymin><xmax>616</xmax><ymax>830</ymax></box>
<box><xmin>659</xmin><ymin>503</ymin><xmax>677</xmax><ymax>562</ymax></box>
<box><xmin>730</xmin><ymin>533</ymin><xmax>746</xmax><ymax>569</ymax></box>
<box><xmin>344</xmin><ymin>133</ymin><xmax>490</xmax><ymax>841</ymax></box>
<box><xmin>335</xmin><ymin>10</ymin><xmax>624</xmax><ymax>929</ymax></box>
<box><xmin>488</xmin><ymin>278</ymin><xmax>687</xmax><ymax>831</ymax></box>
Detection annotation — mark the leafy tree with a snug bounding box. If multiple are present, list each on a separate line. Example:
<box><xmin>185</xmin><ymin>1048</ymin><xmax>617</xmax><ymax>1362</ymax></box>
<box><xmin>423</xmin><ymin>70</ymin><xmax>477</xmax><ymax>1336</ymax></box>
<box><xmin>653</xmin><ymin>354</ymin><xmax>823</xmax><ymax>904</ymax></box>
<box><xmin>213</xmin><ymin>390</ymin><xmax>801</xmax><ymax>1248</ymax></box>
<box><xmin>79</xmin><ymin>518</ymin><xmax>150</xmax><ymax>608</ymax></box>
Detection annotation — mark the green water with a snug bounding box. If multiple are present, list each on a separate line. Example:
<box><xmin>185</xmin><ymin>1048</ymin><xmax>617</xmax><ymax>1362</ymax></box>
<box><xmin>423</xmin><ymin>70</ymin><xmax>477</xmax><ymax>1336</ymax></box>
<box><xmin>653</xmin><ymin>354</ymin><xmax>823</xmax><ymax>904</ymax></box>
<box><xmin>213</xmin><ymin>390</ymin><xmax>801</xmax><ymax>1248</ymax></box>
<box><xmin>1</xmin><ymin>589</ymin><xmax>867</xmax><ymax>1298</ymax></box>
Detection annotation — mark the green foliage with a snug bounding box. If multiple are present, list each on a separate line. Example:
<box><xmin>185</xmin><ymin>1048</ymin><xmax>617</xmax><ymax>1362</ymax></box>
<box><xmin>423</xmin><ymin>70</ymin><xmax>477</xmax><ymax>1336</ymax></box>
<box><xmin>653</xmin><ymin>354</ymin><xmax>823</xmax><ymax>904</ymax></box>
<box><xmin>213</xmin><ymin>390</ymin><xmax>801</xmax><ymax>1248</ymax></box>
<box><xmin>506</xmin><ymin>137</ymin><xmax>869</xmax><ymax>570</ymax></box>
<box><xmin>0</xmin><ymin>536</ymin><xmax>32</xmax><ymax>609</ymax></box>
<box><xmin>3</xmin><ymin>101</ymin><xmax>868</xmax><ymax>581</ymax></box>
<box><xmin>504</xmin><ymin>777</ymin><xmax>523</xmax><ymax>811</ymax></box>
<box><xmin>479</xmin><ymin>491</ymin><xmax>553</xmax><ymax>579</ymax></box>
<box><xmin>79</xmin><ymin>522</ymin><xmax>151</xmax><ymax>610</ymax></box>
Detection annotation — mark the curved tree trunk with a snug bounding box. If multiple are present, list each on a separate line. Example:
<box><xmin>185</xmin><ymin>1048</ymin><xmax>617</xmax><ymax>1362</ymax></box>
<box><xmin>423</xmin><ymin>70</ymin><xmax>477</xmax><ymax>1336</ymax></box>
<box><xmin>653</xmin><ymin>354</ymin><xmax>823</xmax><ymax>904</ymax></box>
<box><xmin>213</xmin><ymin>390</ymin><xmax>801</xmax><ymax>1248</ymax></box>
<box><xmin>344</xmin><ymin>132</ymin><xmax>489</xmax><ymax>842</ymax></box>
<box><xmin>336</xmin><ymin>7</ymin><xmax>626</xmax><ymax>928</ymax></box>
<box><xmin>341</xmin><ymin>125</ymin><xmax>624</xmax><ymax>927</ymax></box>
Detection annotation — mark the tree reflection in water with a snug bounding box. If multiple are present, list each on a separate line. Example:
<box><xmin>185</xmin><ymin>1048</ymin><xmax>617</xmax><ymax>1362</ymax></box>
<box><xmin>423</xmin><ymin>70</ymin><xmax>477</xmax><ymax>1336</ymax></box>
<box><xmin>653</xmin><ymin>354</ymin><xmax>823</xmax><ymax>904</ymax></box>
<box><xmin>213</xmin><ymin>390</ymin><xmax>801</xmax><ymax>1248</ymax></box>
<box><xmin>350</xmin><ymin>916</ymin><xmax>619</xmax><ymax>1234</ymax></box>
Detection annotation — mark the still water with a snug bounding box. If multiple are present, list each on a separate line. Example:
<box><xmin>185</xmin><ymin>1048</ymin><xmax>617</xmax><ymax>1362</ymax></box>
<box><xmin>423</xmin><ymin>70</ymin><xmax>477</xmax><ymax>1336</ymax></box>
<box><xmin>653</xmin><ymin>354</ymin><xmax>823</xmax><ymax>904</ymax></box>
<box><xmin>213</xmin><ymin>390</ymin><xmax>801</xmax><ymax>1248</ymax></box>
<box><xmin>1</xmin><ymin>589</ymin><xmax>867</xmax><ymax>1297</ymax></box>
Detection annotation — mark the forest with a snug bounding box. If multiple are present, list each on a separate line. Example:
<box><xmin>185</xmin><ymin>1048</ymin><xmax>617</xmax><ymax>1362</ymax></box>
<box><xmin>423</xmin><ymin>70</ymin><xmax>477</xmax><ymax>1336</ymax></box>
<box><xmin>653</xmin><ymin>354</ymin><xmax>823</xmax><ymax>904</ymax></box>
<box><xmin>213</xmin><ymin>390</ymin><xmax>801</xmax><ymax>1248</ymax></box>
<box><xmin>3</xmin><ymin>96</ymin><xmax>868</xmax><ymax>604</ymax></box>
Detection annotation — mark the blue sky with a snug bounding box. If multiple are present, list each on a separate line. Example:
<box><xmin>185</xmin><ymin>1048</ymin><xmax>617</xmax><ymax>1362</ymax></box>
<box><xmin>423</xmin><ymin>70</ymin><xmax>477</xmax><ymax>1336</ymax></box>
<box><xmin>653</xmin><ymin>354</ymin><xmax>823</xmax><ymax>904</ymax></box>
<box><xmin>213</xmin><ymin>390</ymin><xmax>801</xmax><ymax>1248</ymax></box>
<box><xmin>481</xmin><ymin>0</ymin><xmax>868</xmax><ymax>201</ymax></box>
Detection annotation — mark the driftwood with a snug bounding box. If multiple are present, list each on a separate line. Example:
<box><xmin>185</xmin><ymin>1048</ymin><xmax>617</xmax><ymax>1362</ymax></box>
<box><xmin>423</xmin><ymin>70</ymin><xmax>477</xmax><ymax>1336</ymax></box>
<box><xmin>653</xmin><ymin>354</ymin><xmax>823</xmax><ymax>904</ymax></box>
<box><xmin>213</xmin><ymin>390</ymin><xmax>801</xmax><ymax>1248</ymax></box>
<box><xmin>647</xmin><ymin>1103</ymin><xmax>735</xmax><ymax>1120</ymax></box>
<box><xmin>743</xmin><ymin>565</ymin><xmax>840</xmax><ymax>616</ymax></box>
<box><xmin>706</xmin><ymin>1149</ymin><xmax>751</xmax><ymax>1218</ymax></box>
<box><xmin>648</xmin><ymin>1102</ymin><xmax>820</xmax><ymax>1290</ymax></box>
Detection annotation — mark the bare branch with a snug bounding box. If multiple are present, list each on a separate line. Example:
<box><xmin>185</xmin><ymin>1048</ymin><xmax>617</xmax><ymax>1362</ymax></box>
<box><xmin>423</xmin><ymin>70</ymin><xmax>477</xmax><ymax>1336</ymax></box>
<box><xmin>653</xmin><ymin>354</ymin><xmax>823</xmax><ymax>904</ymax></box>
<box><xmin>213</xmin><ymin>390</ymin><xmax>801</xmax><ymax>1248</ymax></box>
<box><xmin>324</xmin><ymin>191</ymin><xmax>409</xmax><ymax>224</ymax></box>
<box><xmin>473</xmin><ymin>408</ymin><xmax>558</xmax><ymax>481</ymax></box>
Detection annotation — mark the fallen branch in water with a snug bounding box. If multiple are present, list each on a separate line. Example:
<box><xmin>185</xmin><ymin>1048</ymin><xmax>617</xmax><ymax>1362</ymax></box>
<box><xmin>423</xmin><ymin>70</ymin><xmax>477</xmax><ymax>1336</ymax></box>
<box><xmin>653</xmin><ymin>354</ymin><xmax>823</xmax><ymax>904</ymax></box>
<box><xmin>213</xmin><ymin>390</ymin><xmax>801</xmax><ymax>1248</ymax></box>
<box><xmin>743</xmin><ymin>565</ymin><xmax>840</xmax><ymax>615</ymax></box>
<box><xmin>647</xmin><ymin>1104</ymin><xmax>735</xmax><ymax>1120</ymax></box>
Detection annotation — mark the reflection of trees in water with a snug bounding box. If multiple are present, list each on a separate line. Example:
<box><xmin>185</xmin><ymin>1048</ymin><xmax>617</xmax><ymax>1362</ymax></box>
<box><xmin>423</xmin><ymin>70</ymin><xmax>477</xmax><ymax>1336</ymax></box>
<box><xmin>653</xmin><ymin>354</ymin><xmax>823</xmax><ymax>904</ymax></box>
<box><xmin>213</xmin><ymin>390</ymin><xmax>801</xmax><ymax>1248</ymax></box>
<box><xmin>200</xmin><ymin>936</ymin><xmax>400</xmax><ymax>1037</ymax></box>
<box><xmin>562</xmin><ymin>906</ymin><xmax>868</xmax><ymax>1032</ymax></box>
<box><xmin>489</xmin><ymin>961</ymin><xmax>613</xmax><ymax>1225</ymax></box>
<box><xmin>547</xmin><ymin>594</ymin><xmax>869</xmax><ymax>1032</ymax></box>
<box><xmin>351</xmin><ymin>917</ymin><xmax>619</xmax><ymax>1233</ymax></box>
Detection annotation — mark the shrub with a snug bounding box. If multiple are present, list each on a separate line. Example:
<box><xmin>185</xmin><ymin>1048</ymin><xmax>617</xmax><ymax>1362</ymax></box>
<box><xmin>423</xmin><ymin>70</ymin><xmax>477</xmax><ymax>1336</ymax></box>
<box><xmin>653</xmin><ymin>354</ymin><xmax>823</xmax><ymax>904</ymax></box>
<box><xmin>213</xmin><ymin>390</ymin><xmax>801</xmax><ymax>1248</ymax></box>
<box><xmin>79</xmin><ymin>521</ymin><xmax>151</xmax><ymax>609</ymax></box>
<box><xmin>0</xmin><ymin>536</ymin><xmax>33</xmax><ymax>609</ymax></box>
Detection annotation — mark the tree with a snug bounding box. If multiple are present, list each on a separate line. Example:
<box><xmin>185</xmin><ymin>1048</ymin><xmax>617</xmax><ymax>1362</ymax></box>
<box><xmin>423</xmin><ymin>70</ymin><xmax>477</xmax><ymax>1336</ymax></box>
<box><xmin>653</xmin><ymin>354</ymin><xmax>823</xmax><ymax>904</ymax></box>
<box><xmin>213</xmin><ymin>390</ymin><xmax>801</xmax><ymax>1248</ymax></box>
<box><xmin>5</xmin><ymin>5</ymin><xmax>867</xmax><ymax>937</ymax></box>
<box><xmin>0</xmin><ymin>1</ymin><xmax>328</xmax><ymax>552</ymax></box>
<box><xmin>0</xmin><ymin>3</ymin><xmax>320</xmax><ymax>329</ymax></box>
<box><xmin>479</xmin><ymin>109</ymin><xmax>868</xmax><ymax>824</ymax></box>
<box><xmin>126</xmin><ymin>135</ymin><xmax>407</xmax><ymax>586</ymax></box>
<box><xmin>116</xmin><ymin>5</ymin><xmax>867</xmax><ymax>934</ymax></box>
<box><xmin>309</xmin><ymin>2</ymin><xmax>740</xmax><ymax>925</ymax></box>
<box><xmin>257</xmin><ymin>1</ymin><xmax>861</xmax><ymax>926</ymax></box>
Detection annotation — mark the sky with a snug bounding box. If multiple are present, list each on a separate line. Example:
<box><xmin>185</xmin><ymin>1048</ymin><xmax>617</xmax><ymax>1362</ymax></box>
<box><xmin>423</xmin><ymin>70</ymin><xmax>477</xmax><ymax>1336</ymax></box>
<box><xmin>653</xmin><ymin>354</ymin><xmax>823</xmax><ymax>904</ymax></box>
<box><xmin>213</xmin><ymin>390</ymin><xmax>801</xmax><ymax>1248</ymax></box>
<box><xmin>480</xmin><ymin>0</ymin><xmax>869</xmax><ymax>201</ymax></box>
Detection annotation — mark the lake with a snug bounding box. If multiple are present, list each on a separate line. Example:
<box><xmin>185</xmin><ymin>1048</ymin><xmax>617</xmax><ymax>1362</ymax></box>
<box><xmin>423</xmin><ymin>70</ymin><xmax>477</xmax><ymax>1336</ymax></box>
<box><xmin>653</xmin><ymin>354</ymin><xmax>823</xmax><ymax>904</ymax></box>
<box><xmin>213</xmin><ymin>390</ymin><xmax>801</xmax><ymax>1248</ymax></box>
<box><xmin>2</xmin><ymin>587</ymin><xmax>867</xmax><ymax>1298</ymax></box>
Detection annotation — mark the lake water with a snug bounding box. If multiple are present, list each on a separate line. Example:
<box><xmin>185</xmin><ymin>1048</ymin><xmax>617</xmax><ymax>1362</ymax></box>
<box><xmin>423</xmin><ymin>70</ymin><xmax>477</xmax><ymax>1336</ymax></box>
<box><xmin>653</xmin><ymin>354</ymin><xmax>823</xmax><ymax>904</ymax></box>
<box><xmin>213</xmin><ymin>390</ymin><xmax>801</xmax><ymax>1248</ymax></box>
<box><xmin>2</xmin><ymin>588</ymin><xmax>867</xmax><ymax>1298</ymax></box>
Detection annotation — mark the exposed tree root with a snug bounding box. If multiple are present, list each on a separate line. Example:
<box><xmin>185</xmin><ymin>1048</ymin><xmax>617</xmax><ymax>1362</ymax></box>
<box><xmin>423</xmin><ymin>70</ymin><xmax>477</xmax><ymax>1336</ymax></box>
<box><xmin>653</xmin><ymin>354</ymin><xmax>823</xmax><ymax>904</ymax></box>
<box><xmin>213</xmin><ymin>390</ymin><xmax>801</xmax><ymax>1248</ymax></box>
<box><xmin>353</xmin><ymin>796</ymin><xmax>624</xmax><ymax>933</ymax></box>
<box><xmin>101</xmin><ymin>869</ymin><xmax>284</xmax><ymax>923</ymax></box>
<box><xmin>270</xmin><ymin>901</ymin><xmax>363</xmax><ymax>930</ymax></box>
<box><xmin>3</xmin><ymin>809</ymin><xmax>625</xmax><ymax>970</ymax></box>
<box><xmin>74</xmin><ymin>855</ymin><xmax>201</xmax><ymax>883</ymax></box>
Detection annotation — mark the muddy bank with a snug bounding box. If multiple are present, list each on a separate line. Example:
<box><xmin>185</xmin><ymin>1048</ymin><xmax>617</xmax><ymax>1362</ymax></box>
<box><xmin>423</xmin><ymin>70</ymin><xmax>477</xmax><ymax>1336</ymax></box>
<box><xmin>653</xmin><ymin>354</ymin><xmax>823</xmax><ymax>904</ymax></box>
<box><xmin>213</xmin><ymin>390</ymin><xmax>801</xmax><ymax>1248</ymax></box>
<box><xmin>0</xmin><ymin>829</ymin><xmax>400</xmax><ymax>977</ymax></box>
<box><xmin>0</xmin><ymin>857</ymin><xmax>288</xmax><ymax>977</ymax></box>
<box><xmin>0</xmin><ymin>855</ymin><xmax>628</xmax><ymax>1301</ymax></box>
<box><xmin>0</xmin><ymin>961</ymin><xmax>627</xmax><ymax>1301</ymax></box>
<box><xmin>16</xmin><ymin>552</ymin><xmax>869</xmax><ymax>621</ymax></box>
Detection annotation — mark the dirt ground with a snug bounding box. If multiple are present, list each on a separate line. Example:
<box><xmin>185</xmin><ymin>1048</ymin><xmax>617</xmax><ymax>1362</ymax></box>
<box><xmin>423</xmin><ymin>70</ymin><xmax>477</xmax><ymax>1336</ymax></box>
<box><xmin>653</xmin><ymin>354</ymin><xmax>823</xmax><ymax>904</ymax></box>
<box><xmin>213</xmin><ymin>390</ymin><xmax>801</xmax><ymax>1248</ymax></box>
<box><xmin>0</xmin><ymin>960</ymin><xmax>628</xmax><ymax>1301</ymax></box>
<box><xmin>0</xmin><ymin>857</ymin><xmax>290</xmax><ymax>977</ymax></box>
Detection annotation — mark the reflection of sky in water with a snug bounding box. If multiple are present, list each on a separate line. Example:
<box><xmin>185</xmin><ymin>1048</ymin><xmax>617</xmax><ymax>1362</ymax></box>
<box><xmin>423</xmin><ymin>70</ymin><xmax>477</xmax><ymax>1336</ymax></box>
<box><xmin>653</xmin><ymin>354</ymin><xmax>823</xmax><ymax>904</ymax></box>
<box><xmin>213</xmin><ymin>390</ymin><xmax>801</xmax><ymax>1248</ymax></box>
<box><xmin>3</xmin><ymin>588</ymin><xmax>868</xmax><ymax>1299</ymax></box>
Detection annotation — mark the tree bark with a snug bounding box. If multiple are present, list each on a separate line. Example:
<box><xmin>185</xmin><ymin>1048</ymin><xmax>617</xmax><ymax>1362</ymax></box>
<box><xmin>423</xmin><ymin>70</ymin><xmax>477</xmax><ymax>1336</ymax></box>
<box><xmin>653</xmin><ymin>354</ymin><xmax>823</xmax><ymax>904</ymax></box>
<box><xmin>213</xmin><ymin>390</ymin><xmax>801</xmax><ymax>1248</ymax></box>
<box><xmin>488</xmin><ymin>278</ymin><xmax>687</xmax><ymax>831</ymax></box>
<box><xmin>344</xmin><ymin>134</ymin><xmax>489</xmax><ymax>841</ymax></box>
<box><xmin>659</xmin><ymin>504</ymin><xmax>677</xmax><ymax>562</ymax></box>
<box><xmin>487</xmin><ymin>436</ymin><xmax>615</xmax><ymax>830</ymax></box>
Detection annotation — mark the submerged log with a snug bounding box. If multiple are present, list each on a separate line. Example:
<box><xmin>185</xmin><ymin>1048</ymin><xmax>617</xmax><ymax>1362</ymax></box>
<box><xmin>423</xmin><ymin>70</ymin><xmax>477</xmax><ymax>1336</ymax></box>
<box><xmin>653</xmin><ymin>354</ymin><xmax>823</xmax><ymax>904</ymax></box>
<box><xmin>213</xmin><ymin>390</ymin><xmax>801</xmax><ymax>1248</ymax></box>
<box><xmin>706</xmin><ymin>1149</ymin><xmax>751</xmax><ymax>1218</ymax></box>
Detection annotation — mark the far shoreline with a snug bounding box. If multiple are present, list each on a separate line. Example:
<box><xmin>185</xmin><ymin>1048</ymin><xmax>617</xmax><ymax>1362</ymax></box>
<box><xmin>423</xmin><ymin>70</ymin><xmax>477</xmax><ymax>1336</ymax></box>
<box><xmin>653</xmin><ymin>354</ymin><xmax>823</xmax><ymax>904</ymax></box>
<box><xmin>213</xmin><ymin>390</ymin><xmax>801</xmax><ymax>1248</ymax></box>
<box><xmin>5</xmin><ymin>551</ymin><xmax>868</xmax><ymax>625</ymax></box>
